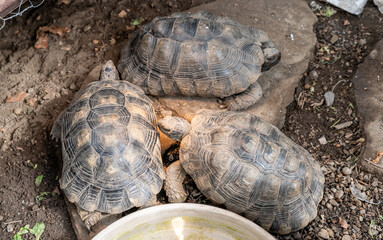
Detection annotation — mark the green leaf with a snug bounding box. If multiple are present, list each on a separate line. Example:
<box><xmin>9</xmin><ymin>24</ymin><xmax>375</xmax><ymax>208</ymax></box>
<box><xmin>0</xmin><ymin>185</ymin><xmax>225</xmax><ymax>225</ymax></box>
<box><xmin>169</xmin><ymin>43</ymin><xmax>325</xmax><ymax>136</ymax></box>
<box><xmin>33</xmin><ymin>164</ymin><xmax>37</xmax><ymax>169</ymax></box>
<box><xmin>13</xmin><ymin>234</ymin><xmax>22</xmax><ymax>240</ymax></box>
<box><xmin>13</xmin><ymin>225</ymin><xmax>30</xmax><ymax>240</ymax></box>
<box><xmin>30</xmin><ymin>222</ymin><xmax>45</xmax><ymax>240</ymax></box>
<box><xmin>35</xmin><ymin>192</ymin><xmax>53</xmax><ymax>202</ymax></box>
<box><xmin>55</xmin><ymin>175</ymin><xmax>59</xmax><ymax>181</ymax></box>
<box><xmin>35</xmin><ymin>175</ymin><xmax>43</xmax><ymax>186</ymax></box>
<box><xmin>131</xmin><ymin>17</ymin><xmax>143</xmax><ymax>26</ymax></box>
<box><xmin>321</xmin><ymin>7</ymin><xmax>334</xmax><ymax>17</ymax></box>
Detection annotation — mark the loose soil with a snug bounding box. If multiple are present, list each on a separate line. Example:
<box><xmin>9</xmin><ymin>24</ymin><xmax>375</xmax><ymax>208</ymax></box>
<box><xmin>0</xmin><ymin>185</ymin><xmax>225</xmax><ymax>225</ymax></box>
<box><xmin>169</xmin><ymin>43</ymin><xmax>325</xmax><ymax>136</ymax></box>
<box><xmin>0</xmin><ymin>0</ymin><xmax>383</xmax><ymax>239</ymax></box>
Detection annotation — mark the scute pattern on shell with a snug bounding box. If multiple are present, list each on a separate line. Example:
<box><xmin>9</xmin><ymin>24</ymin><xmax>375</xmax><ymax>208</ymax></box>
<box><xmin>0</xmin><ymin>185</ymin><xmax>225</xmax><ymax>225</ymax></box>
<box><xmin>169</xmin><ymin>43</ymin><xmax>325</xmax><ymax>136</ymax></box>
<box><xmin>179</xmin><ymin>109</ymin><xmax>324</xmax><ymax>234</ymax></box>
<box><xmin>58</xmin><ymin>80</ymin><xmax>164</xmax><ymax>214</ymax></box>
<box><xmin>117</xmin><ymin>10</ymin><xmax>269</xmax><ymax>98</ymax></box>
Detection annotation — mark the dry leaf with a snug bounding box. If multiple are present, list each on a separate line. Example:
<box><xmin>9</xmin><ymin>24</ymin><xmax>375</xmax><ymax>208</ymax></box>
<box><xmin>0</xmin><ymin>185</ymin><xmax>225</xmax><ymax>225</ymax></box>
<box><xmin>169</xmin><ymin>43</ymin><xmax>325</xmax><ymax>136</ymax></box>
<box><xmin>372</xmin><ymin>151</ymin><xmax>383</xmax><ymax>164</ymax></box>
<box><xmin>126</xmin><ymin>25</ymin><xmax>135</xmax><ymax>31</ymax></box>
<box><xmin>25</xmin><ymin>98</ymin><xmax>36</xmax><ymax>107</ymax></box>
<box><xmin>339</xmin><ymin>217</ymin><xmax>348</xmax><ymax>229</ymax></box>
<box><xmin>39</xmin><ymin>26</ymin><xmax>69</xmax><ymax>37</ymax></box>
<box><xmin>34</xmin><ymin>31</ymin><xmax>48</xmax><ymax>49</ymax></box>
<box><xmin>34</xmin><ymin>26</ymin><xmax>69</xmax><ymax>49</ymax></box>
<box><xmin>5</xmin><ymin>92</ymin><xmax>29</xmax><ymax>103</ymax></box>
<box><xmin>16</xmin><ymin>146</ymin><xmax>25</xmax><ymax>151</ymax></box>
<box><xmin>118</xmin><ymin>10</ymin><xmax>127</xmax><ymax>18</ymax></box>
<box><xmin>58</xmin><ymin>0</ymin><xmax>71</xmax><ymax>5</ymax></box>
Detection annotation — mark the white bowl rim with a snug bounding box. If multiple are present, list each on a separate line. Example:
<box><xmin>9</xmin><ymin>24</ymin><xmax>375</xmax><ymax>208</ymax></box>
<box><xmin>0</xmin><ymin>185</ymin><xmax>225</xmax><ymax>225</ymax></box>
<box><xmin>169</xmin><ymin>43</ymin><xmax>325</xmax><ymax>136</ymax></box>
<box><xmin>93</xmin><ymin>203</ymin><xmax>276</xmax><ymax>240</ymax></box>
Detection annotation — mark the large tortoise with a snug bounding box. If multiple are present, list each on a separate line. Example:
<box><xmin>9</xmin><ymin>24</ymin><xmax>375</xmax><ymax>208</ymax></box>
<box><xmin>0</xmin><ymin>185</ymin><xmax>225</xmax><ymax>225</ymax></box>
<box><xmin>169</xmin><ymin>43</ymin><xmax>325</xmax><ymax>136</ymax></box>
<box><xmin>158</xmin><ymin>109</ymin><xmax>324</xmax><ymax>234</ymax></box>
<box><xmin>51</xmin><ymin>61</ymin><xmax>165</xmax><ymax>229</ymax></box>
<box><xmin>117</xmin><ymin>11</ymin><xmax>281</xmax><ymax>111</ymax></box>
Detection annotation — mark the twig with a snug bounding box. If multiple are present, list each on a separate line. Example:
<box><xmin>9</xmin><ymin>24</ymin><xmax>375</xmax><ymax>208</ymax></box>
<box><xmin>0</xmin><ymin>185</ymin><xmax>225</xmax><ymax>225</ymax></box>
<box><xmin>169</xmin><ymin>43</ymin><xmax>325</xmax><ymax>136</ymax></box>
<box><xmin>331</xmin><ymin>79</ymin><xmax>346</xmax><ymax>92</ymax></box>
<box><xmin>5</xmin><ymin>220</ymin><xmax>22</xmax><ymax>225</ymax></box>
<box><xmin>330</xmin><ymin>119</ymin><xmax>340</xmax><ymax>128</ymax></box>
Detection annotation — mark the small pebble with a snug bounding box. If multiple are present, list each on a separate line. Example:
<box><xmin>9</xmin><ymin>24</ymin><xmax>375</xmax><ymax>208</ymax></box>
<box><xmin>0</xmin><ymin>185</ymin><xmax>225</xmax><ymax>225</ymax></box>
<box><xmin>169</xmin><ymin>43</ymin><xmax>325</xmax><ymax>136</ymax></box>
<box><xmin>293</xmin><ymin>232</ymin><xmax>302</xmax><ymax>239</ymax></box>
<box><xmin>14</xmin><ymin>108</ymin><xmax>22</xmax><ymax>115</ymax></box>
<box><xmin>6</xmin><ymin>224</ymin><xmax>14</xmax><ymax>232</ymax></box>
<box><xmin>334</xmin><ymin>121</ymin><xmax>353</xmax><ymax>130</ymax></box>
<box><xmin>309</xmin><ymin>70</ymin><xmax>318</xmax><ymax>80</ymax></box>
<box><xmin>372</xmin><ymin>180</ymin><xmax>379</xmax><ymax>187</ymax></box>
<box><xmin>27</xmin><ymin>88</ymin><xmax>34</xmax><ymax>93</ymax></box>
<box><xmin>342</xmin><ymin>167</ymin><xmax>352</xmax><ymax>175</ymax></box>
<box><xmin>335</xmin><ymin>190</ymin><xmax>344</xmax><ymax>199</ymax></box>
<box><xmin>342</xmin><ymin>235</ymin><xmax>351</xmax><ymax>240</ymax></box>
<box><xmin>359</xmin><ymin>38</ymin><xmax>367</xmax><ymax>46</ymax></box>
<box><xmin>69</xmin><ymin>83</ymin><xmax>76</xmax><ymax>90</ymax></box>
<box><xmin>330</xmin><ymin>34</ymin><xmax>339</xmax><ymax>44</ymax></box>
<box><xmin>118</xmin><ymin>10</ymin><xmax>127</xmax><ymax>18</ymax></box>
<box><xmin>0</xmin><ymin>215</ymin><xmax>3</xmax><ymax>221</ymax></box>
<box><xmin>318</xmin><ymin>228</ymin><xmax>330</xmax><ymax>239</ymax></box>
<box><xmin>330</xmin><ymin>199</ymin><xmax>339</xmax><ymax>207</ymax></box>
<box><xmin>319</xmin><ymin>136</ymin><xmax>327</xmax><ymax>145</ymax></box>
<box><xmin>32</xmin><ymin>205</ymin><xmax>39</xmax><ymax>211</ymax></box>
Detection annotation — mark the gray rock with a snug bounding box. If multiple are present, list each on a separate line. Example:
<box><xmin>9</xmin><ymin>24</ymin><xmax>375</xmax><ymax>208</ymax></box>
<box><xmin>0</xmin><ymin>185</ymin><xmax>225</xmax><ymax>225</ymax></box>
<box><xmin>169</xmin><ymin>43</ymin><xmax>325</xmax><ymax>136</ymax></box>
<box><xmin>374</xmin><ymin>0</ymin><xmax>383</xmax><ymax>14</ymax></box>
<box><xmin>319</xmin><ymin>136</ymin><xmax>327</xmax><ymax>145</ymax></box>
<box><xmin>352</xmin><ymin>39</ymin><xmax>383</xmax><ymax>180</ymax></box>
<box><xmin>309</xmin><ymin>70</ymin><xmax>319</xmax><ymax>80</ymax></box>
<box><xmin>324</xmin><ymin>91</ymin><xmax>335</xmax><ymax>106</ymax></box>
<box><xmin>318</xmin><ymin>228</ymin><xmax>330</xmax><ymax>239</ymax></box>
<box><xmin>155</xmin><ymin>0</ymin><xmax>317</xmax><ymax>129</ymax></box>
<box><xmin>334</xmin><ymin>121</ymin><xmax>353</xmax><ymax>130</ymax></box>
<box><xmin>342</xmin><ymin>167</ymin><xmax>352</xmax><ymax>175</ymax></box>
<box><xmin>6</xmin><ymin>224</ymin><xmax>13</xmax><ymax>232</ymax></box>
<box><xmin>325</xmin><ymin>0</ymin><xmax>368</xmax><ymax>15</ymax></box>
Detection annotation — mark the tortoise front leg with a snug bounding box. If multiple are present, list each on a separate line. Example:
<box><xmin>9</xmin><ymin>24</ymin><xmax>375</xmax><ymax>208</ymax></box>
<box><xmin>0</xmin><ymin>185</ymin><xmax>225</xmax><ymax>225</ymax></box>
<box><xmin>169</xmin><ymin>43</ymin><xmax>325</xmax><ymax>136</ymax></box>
<box><xmin>221</xmin><ymin>82</ymin><xmax>263</xmax><ymax>111</ymax></box>
<box><xmin>164</xmin><ymin>160</ymin><xmax>188</xmax><ymax>203</ymax></box>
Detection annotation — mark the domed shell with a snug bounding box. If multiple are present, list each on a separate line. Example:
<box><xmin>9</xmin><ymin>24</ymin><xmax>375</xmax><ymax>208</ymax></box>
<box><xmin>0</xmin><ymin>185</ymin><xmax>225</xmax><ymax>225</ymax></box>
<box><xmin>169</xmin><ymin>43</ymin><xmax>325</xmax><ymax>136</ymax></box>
<box><xmin>179</xmin><ymin>109</ymin><xmax>324</xmax><ymax>234</ymax></box>
<box><xmin>117</xmin><ymin>11</ymin><xmax>274</xmax><ymax>98</ymax></box>
<box><xmin>56</xmin><ymin>80</ymin><xmax>164</xmax><ymax>214</ymax></box>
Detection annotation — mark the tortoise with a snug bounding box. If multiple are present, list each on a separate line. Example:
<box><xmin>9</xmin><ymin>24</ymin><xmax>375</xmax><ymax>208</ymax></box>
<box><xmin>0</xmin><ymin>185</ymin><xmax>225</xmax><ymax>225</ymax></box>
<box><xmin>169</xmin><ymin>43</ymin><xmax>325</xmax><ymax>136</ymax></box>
<box><xmin>158</xmin><ymin>109</ymin><xmax>324</xmax><ymax>234</ymax></box>
<box><xmin>117</xmin><ymin>10</ymin><xmax>281</xmax><ymax>111</ymax></box>
<box><xmin>51</xmin><ymin>61</ymin><xmax>165</xmax><ymax>229</ymax></box>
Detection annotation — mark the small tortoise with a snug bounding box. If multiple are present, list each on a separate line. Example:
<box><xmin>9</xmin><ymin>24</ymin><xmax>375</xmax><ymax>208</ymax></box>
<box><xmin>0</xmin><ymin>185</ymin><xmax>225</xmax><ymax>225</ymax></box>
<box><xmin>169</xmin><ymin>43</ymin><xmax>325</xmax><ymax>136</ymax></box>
<box><xmin>159</xmin><ymin>110</ymin><xmax>324</xmax><ymax>234</ymax></box>
<box><xmin>117</xmin><ymin>11</ymin><xmax>281</xmax><ymax>111</ymax></box>
<box><xmin>51</xmin><ymin>61</ymin><xmax>165</xmax><ymax>229</ymax></box>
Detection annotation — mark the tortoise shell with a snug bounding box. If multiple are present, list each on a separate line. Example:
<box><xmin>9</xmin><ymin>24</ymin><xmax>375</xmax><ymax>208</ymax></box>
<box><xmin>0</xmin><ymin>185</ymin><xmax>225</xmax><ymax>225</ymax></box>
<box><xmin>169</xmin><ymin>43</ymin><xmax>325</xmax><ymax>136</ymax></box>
<box><xmin>53</xmin><ymin>80</ymin><xmax>164</xmax><ymax>214</ymax></box>
<box><xmin>117</xmin><ymin>11</ymin><xmax>279</xmax><ymax>98</ymax></box>
<box><xmin>179</xmin><ymin>109</ymin><xmax>324</xmax><ymax>234</ymax></box>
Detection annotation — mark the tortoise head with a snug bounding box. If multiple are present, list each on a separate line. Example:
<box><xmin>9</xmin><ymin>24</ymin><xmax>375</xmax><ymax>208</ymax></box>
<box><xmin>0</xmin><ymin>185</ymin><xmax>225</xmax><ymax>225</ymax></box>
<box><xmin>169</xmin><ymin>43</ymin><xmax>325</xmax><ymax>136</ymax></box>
<box><xmin>158</xmin><ymin>116</ymin><xmax>191</xmax><ymax>141</ymax></box>
<box><xmin>261</xmin><ymin>40</ymin><xmax>281</xmax><ymax>71</ymax></box>
<box><xmin>100</xmin><ymin>60</ymin><xmax>119</xmax><ymax>81</ymax></box>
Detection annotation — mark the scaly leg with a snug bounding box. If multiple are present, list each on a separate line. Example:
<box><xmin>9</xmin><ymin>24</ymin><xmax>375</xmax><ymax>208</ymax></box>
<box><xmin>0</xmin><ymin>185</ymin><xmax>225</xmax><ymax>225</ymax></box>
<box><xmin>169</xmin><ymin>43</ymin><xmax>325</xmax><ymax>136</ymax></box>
<box><xmin>164</xmin><ymin>160</ymin><xmax>188</xmax><ymax>203</ymax></box>
<box><xmin>221</xmin><ymin>82</ymin><xmax>263</xmax><ymax>111</ymax></box>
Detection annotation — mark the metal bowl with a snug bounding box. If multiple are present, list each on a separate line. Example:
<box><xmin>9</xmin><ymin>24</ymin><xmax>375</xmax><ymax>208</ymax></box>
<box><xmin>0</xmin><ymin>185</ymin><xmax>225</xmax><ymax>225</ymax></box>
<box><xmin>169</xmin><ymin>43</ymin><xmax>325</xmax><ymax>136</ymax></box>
<box><xmin>93</xmin><ymin>203</ymin><xmax>275</xmax><ymax>240</ymax></box>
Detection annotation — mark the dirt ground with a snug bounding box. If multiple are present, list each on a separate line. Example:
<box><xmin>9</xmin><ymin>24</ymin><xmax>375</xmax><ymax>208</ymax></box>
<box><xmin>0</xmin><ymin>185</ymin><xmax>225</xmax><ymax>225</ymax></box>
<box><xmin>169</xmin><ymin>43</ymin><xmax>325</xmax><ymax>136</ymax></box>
<box><xmin>0</xmin><ymin>0</ymin><xmax>383</xmax><ymax>239</ymax></box>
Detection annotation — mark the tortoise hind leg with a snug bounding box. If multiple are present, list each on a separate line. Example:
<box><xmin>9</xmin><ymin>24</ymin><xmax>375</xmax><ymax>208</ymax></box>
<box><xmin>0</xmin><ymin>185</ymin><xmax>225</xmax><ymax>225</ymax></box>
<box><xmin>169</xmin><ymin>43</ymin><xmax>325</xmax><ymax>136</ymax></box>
<box><xmin>164</xmin><ymin>160</ymin><xmax>188</xmax><ymax>203</ymax></box>
<box><xmin>76</xmin><ymin>206</ymin><xmax>104</xmax><ymax>230</ymax></box>
<box><xmin>221</xmin><ymin>82</ymin><xmax>262</xmax><ymax>111</ymax></box>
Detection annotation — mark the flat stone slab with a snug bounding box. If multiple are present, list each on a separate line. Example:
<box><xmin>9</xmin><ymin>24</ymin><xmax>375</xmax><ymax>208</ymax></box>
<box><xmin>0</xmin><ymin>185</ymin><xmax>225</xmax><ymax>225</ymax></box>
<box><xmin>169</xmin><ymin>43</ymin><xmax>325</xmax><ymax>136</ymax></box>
<box><xmin>352</xmin><ymin>39</ymin><xmax>383</xmax><ymax>180</ymax></box>
<box><xmin>374</xmin><ymin>0</ymin><xmax>383</xmax><ymax>14</ymax></box>
<box><xmin>154</xmin><ymin>0</ymin><xmax>317</xmax><ymax>130</ymax></box>
<box><xmin>324</xmin><ymin>0</ymin><xmax>368</xmax><ymax>15</ymax></box>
